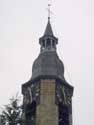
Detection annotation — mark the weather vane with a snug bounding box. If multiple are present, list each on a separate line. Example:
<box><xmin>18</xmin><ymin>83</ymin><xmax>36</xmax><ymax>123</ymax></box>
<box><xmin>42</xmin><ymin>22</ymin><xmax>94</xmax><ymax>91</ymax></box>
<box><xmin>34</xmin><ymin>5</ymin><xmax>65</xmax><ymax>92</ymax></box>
<box><xmin>48</xmin><ymin>4</ymin><xmax>51</xmax><ymax>20</ymax></box>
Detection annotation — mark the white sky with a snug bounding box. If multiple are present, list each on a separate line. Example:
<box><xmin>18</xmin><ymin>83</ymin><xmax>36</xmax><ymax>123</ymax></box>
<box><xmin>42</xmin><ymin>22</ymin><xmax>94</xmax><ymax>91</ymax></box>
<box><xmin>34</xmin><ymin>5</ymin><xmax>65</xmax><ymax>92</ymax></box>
<box><xmin>0</xmin><ymin>0</ymin><xmax>94</xmax><ymax>125</ymax></box>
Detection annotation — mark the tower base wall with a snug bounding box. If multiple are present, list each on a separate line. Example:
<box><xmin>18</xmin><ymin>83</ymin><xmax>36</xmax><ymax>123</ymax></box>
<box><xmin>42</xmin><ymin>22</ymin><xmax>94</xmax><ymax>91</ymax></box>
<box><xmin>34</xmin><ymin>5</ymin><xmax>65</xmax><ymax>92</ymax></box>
<box><xmin>36</xmin><ymin>79</ymin><xmax>58</xmax><ymax>125</ymax></box>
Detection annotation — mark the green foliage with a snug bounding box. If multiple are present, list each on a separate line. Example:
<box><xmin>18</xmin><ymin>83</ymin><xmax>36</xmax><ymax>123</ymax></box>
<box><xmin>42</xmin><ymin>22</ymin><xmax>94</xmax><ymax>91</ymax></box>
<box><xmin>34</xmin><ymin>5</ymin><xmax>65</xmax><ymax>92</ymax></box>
<box><xmin>0</xmin><ymin>96</ymin><xmax>22</xmax><ymax>125</ymax></box>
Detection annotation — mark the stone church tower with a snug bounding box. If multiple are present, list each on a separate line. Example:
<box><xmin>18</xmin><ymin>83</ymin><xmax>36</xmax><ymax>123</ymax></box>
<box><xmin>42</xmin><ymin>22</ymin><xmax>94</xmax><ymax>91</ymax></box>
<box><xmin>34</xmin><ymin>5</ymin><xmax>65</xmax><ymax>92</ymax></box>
<box><xmin>22</xmin><ymin>18</ymin><xmax>74</xmax><ymax>125</ymax></box>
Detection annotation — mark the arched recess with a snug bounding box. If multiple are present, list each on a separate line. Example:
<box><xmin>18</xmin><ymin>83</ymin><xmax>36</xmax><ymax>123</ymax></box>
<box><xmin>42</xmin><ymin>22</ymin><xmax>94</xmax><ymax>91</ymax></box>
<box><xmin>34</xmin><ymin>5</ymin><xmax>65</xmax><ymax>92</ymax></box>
<box><xmin>58</xmin><ymin>102</ymin><xmax>69</xmax><ymax>125</ymax></box>
<box><xmin>25</xmin><ymin>100</ymin><xmax>36</xmax><ymax>125</ymax></box>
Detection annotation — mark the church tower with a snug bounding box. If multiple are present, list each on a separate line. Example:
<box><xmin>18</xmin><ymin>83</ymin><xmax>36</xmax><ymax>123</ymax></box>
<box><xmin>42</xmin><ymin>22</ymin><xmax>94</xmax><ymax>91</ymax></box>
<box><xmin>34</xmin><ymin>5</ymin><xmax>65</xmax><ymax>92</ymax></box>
<box><xmin>22</xmin><ymin>16</ymin><xmax>74</xmax><ymax>125</ymax></box>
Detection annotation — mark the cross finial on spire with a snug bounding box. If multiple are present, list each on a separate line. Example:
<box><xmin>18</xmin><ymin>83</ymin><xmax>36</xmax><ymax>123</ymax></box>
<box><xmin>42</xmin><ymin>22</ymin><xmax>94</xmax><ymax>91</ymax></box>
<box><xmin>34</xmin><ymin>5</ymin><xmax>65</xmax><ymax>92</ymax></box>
<box><xmin>48</xmin><ymin>4</ymin><xmax>51</xmax><ymax>20</ymax></box>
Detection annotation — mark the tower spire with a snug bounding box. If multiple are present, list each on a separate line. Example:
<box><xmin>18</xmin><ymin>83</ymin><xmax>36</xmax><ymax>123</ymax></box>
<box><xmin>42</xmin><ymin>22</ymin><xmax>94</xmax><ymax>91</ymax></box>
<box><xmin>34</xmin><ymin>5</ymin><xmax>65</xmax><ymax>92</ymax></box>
<box><xmin>39</xmin><ymin>4</ymin><xmax>58</xmax><ymax>52</ymax></box>
<box><xmin>44</xmin><ymin>3</ymin><xmax>53</xmax><ymax>36</ymax></box>
<box><xmin>44</xmin><ymin>19</ymin><xmax>53</xmax><ymax>36</ymax></box>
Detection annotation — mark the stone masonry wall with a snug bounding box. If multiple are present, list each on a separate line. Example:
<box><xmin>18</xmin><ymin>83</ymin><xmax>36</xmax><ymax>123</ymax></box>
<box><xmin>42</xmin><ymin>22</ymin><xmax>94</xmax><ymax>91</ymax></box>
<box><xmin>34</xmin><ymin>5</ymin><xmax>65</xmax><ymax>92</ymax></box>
<box><xmin>36</xmin><ymin>79</ymin><xmax>58</xmax><ymax>125</ymax></box>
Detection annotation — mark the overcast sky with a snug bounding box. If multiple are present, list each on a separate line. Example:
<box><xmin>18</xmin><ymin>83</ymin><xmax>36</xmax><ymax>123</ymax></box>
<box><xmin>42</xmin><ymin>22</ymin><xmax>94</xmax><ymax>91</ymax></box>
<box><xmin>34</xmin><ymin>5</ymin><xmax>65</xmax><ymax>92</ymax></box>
<box><xmin>0</xmin><ymin>0</ymin><xmax>94</xmax><ymax>125</ymax></box>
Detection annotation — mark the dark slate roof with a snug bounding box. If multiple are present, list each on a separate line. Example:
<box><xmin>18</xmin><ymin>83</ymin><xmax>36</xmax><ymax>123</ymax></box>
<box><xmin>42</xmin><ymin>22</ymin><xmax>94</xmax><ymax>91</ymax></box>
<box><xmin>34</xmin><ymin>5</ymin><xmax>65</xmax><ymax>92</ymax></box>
<box><xmin>31</xmin><ymin>51</ymin><xmax>65</xmax><ymax>81</ymax></box>
<box><xmin>44</xmin><ymin>20</ymin><xmax>53</xmax><ymax>36</ymax></box>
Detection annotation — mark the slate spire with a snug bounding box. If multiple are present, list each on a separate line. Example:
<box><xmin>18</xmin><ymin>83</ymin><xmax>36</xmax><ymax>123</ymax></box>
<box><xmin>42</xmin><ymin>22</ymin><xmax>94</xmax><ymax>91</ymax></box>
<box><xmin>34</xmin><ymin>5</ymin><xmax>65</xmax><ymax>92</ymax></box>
<box><xmin>44</xmin><ymin>19</ymin><xmax>53</xmax><ymax>36</ymax></box>
<box><xmin>39</xmin><ymin>18</ymin><xmax>58</xmax><ymax>53</ymax></box>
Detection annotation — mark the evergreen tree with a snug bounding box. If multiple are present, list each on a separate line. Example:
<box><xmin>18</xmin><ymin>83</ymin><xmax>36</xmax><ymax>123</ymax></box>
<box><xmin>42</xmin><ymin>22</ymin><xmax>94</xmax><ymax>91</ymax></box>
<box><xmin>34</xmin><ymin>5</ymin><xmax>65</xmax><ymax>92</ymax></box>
<box><xmin>0</xmin><ymin>96</ymin><xmax>22</xmax><ymax>125</ymax></box>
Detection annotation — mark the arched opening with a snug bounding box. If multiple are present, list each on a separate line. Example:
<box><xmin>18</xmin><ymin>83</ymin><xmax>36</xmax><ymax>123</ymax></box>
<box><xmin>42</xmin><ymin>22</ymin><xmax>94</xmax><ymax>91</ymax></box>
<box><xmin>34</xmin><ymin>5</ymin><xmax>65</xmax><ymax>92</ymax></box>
<box><xmin>41</xmin><ymin>40</ymin><xmax>45</xmax><ymax>51</ymax></box>
<box><xmin>46</xmin><ymin>38</ymin><xmax>51</xmax><ymax>48</ymax></box>
<box><xmin>42</xmin><ymin>40</ymin><xmax>45</xmax><ymax>48</ymax></box>
<box><xmin>59</xmin><ymin>103</ymin><xmax>69</xmax><ymax>125</ymax></box>
<box><xmin>52</xmin><ymin>40</ymin><xmax>56</xmax><ymax>49</ymax></box>
<box><xmin>52</xmin><ymin>40</ymin><xmax>55</xmax><ymax>47</ymax></box>
<box><xmin>25</xmin><ymin>101</ymin><xmax>36</xmax><ymax>125</ymax></box>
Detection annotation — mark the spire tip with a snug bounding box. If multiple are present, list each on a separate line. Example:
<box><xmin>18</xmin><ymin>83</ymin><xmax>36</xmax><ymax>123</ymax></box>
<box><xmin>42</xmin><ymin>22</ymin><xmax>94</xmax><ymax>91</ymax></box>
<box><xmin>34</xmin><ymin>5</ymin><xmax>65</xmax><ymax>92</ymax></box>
<box><xmin>48</xmin><ymin>4</ymin><xmax>51</xmax><ymax>21</ymax></box>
